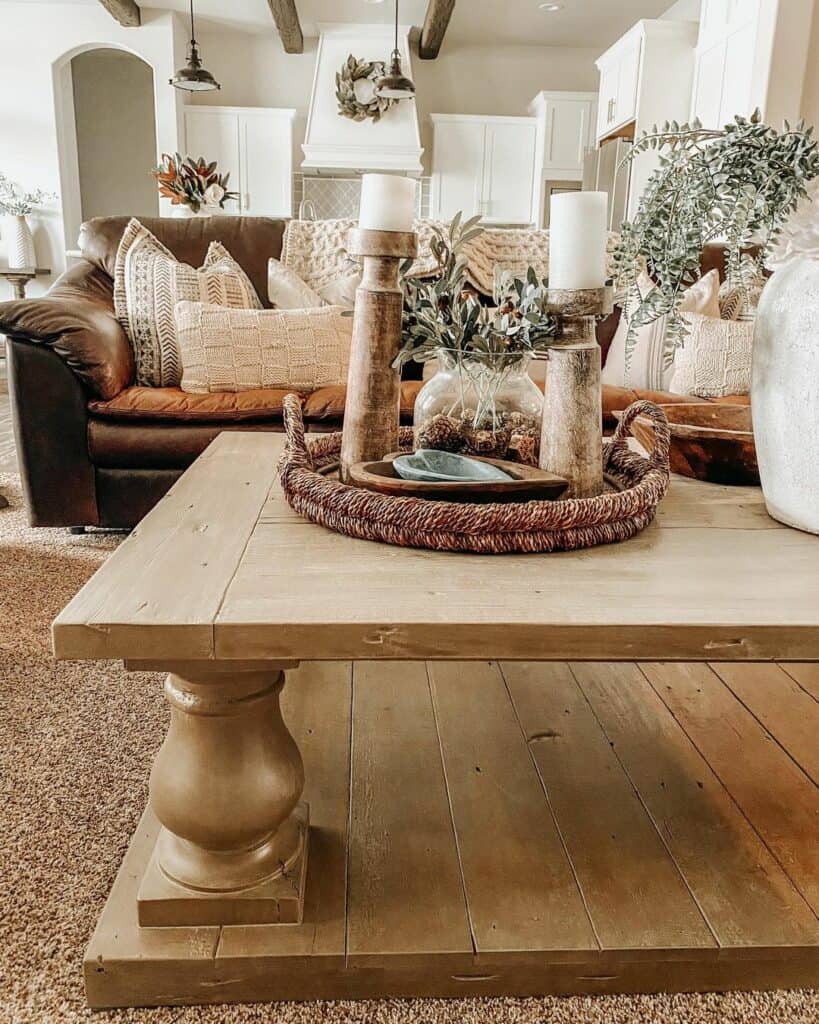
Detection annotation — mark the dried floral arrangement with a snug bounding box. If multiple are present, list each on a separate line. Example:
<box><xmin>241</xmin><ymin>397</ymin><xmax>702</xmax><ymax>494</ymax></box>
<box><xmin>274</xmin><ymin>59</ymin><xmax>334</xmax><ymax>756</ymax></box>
<box><xmin>152</xmin><ymin>153</ymin><xmax>238</xmax><ymax>214</ymax></box>
<box><xmin>336</xmin><ymin>55</ymin><xmax>395</xmax><ymax>122</ymax></box>
<box><xmin>613</xmin><ymin>112</ymin><xmax>819</xmax><ymax>359</ymax></box>
<box><xmin>0</xmin><ymin>174</ymin><xmax>55</xmax><ymax>215</ymax></box>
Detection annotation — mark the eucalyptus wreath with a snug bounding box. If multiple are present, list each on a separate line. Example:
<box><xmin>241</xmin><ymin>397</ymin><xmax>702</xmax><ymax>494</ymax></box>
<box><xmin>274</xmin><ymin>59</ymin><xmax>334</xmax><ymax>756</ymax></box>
<box><xmin>396</xmin><ymin>213</ymin><xmax>560</xmax><ymax>373</ymax></box>
<box><xmin>613</xmin><ymin>112</ymin><xmax>819</xmax><ymax>363</ymax></box>
<box><xmin>335</xmin><ymin>54</ymin><xmax>395</xmax><ymax>123</ymax></box>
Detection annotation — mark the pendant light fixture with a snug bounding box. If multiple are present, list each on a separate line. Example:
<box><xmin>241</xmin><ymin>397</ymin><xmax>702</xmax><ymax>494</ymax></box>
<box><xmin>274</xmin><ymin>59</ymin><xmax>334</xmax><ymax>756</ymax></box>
<box><xmin>375</xmin><ymin>0</ymin><xmax>416</xmax><ymax>100</ymax></box>
<box><xmin>170</xmin><ymin>0</ymin><xmax>221</xmax><ymax>93</ymax></box>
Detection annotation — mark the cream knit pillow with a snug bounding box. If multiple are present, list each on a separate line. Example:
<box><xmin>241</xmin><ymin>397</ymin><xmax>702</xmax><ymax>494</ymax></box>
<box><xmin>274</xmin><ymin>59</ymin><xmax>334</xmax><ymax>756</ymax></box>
<box><xmin>602</xmin><ymin>270</ymin><xmax>721</xmax><ymax>391</ymax></box>
<box><xmin>114</xmin><ymin>219</ymin><xmax>262</xmax><ymax>387</ymax></box>
<box><xmin>669</xmin><ymin>313</ymin><xmax>755</xmax><ymax>398</ymax></box>
<box><xmin>175</xmin><ymin>301</ymin><xmax>353</xmax><ymax>393</ymax></box>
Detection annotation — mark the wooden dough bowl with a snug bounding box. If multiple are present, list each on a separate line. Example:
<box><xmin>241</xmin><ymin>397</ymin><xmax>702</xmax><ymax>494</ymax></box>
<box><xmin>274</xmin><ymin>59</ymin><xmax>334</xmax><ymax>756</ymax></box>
<box><xmin>618</xmin><ymin>403</ymin><xmax>759</xmax><ymax>486</ymax></box>
<box><xmin>347</xmin><ymin>453</ymin><xmax>569</xmax><ymax>503</ymax></box>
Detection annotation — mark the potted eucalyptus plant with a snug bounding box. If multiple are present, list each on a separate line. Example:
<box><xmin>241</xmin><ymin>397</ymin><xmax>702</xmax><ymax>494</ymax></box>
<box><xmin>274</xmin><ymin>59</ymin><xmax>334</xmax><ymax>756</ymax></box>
<box><xmin>397</xmin><ymin>214</ymin><xmax>559</xmax><ymax>462</ymax></box>
<box><xmin>614</xmin><ymin>112</ymin><xmax>819</xmax><ymax>532</ymax></box>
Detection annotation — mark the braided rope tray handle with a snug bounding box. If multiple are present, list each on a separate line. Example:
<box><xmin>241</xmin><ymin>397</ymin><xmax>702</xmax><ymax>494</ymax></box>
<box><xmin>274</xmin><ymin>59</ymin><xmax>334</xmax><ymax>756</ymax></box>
<box><xmin>278</xmin><ymin>394</ymin><xmax>671</xmax><ymax>554</ymax></box>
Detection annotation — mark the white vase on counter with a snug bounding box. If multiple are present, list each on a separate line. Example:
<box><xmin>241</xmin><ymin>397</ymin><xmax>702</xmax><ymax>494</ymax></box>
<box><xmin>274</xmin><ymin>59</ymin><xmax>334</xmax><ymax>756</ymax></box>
<box><xmin>3</xmin><ymin>213</ymin><xmax>36</xmax><ymax>269</ymax></box>
<box><xmin>751</xmin><ymin>256</ymin><xmax>819</xmax><ymax>534</ymax></box>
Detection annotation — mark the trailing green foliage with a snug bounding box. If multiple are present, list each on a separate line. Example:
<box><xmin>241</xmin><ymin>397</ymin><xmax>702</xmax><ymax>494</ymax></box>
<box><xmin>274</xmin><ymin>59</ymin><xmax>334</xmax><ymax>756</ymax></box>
<box><xmin>396</xmin><ymin>213</ymin><xmax>560</xmax><ymax>372</ymax></box>
<box><xmin>614</xmin><ymin>112</ymin><xmax>819</xmax><ymax>360</ymax></box>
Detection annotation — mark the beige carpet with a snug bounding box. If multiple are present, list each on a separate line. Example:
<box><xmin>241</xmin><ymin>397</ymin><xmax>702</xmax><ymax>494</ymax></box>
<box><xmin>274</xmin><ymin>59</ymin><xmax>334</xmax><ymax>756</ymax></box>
<box><xmin>0</xmin><ymin>473</ymin><xmax>816</xmax><ymax>1024</ymax></box>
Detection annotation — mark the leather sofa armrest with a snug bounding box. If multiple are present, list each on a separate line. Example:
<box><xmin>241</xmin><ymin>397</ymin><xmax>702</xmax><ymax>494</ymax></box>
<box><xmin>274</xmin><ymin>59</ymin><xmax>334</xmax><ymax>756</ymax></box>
<box><xmin>0</xmin><ymin>261</ymin><xmax>133</xmax><ymax>400</ymax></box>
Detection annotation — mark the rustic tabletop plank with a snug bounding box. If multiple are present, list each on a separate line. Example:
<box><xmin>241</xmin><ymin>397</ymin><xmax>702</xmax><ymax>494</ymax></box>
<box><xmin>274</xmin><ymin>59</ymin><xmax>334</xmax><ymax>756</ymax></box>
<box><xmin>53</xmin><ymin>434</ymin><xmax>277</xmax><ymax>660</ymax></box>
<box><xmin>346</xmin><ymin>662</ymin><xmax>474</xmax><ymax>968</ymax></box>
<box><xmin>710</xmin><ymin>663</ymin><xmax>819</xmax><ymax>785</ymax></box>
<box><xmin>572</xmin><ymin>661</ymin><xmax>819</xmax><ymax>952</ymax></box>
<box><xmin>53</xmin><ymin>432</ymin><xmax>819</xmax><ymax>663</ymax></box>
<box><xmin>642</xmin><ymin>662</ymin><xmax>819</xmax><ymax>915</ymax></box>
<box><xmin>503</xmin><ymin>662</ymin><xmax>718</xmax><ymax>956</ymax></box>
<box><xmin>428</xmin><ymin>661</ymin><xmax>599</xmax><ymax>959</ymax></box>
<box><xmin>780</xmin><ymin>664</ymin><xmax>819</xmax><ymax>704</ymax></box>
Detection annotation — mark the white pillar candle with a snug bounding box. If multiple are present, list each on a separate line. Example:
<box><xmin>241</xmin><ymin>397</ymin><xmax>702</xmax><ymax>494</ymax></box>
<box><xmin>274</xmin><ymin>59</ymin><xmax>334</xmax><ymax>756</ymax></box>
<box><xmin>358</xmin><ymin>174</ymin><xmax>416</xmax><ymax>233</ymax></box>
<box><xmin>548</xmin><ymin>191</ymin><xmax>608</xmax><ymax>291</ymax></box>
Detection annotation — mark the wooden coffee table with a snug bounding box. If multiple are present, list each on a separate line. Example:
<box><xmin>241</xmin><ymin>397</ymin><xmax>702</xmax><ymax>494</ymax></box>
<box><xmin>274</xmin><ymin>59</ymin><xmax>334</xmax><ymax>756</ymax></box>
<box><xmin>53</xmin><ymin>432</ymin><xmax>819</xmax><ymax>1009</ymax></box>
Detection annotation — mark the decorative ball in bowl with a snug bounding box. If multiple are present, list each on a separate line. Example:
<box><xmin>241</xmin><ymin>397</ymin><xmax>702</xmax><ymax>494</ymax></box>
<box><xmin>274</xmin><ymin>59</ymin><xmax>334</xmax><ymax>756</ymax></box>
<box><xmin>614</xmin><ymin>403</ymin><xmax>759</xmax><ymax>486</ymax></box>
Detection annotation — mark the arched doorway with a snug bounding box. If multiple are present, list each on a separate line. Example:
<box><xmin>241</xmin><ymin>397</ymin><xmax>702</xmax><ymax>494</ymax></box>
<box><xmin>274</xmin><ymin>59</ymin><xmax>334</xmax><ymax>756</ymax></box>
<box><xmin>53</xmin><ymin>44</ymin><xmax>159</xmax><ymax>250</ymax></box>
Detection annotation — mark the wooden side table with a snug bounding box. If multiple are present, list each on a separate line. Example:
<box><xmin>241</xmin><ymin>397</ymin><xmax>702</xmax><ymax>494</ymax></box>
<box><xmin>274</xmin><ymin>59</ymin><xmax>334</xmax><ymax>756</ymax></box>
<box><xmin>0</xmin><ymin>268</ymin><xmax>49</xmax><ymax>509</ymax></box>
<box><xmin>0</xmin><ymin>266</ymin><xmax>50</xmax><ymax>299</ymax></box>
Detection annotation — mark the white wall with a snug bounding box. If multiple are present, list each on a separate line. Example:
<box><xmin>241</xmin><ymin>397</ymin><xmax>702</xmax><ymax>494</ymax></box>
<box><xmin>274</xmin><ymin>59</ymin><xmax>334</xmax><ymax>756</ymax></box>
<box><xmin>187</xmin><ymin>27</ymin><xmax>599</xmax><ymax>175</ymax></box>
<box><xmin>0</xmin><ymin>3</ymin><xmax>185</xmax><ymax>295</ymax></box>
<box><xmin>72</xmin><ymin>49</ymin><xmax>159</xmax><ymax>222</ymax></box>
<box><xmin>800</xmin><ymin>0</ymin><xmax>819</xmax><ymax>128</ymax></box>
<box><xmin>661</xmin><ymin>0</ymin><xmax>702</xmax><ymax>20</ymax></box>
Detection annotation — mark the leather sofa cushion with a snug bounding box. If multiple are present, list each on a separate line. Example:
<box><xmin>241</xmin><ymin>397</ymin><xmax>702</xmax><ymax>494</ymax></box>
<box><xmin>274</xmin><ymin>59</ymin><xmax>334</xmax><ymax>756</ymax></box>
<box><xmin>0</xmin><ymin>262</ymin><xmax>134</xmax><ymax>399</ymax></box>
<box><xmin>88</xmin><ymin>419</ymin><xmax>284</xmax><ymax>469</ymax></box>
<box><xmin>88</xmin><ymin>386</ymin><xmax>293</xmax><ymax>423</ymax></box>
<box><xmin>304</xmin><ymin>382</ymin><xmax>422</xmax><ymax>424</ymax></box>
<box><xmin>78</xmin><ymin>215</ymin><xmax>286</xmax><ymax>311</ymax></box>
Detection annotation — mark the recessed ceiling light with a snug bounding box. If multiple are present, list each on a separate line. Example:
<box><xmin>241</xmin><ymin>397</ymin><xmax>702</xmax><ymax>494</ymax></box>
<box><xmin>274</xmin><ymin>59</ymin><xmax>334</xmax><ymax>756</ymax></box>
<box><xmin>364</xmin><ymin>0</ymin><xmax>386</xmax><ymax>4</ymax></box>
<box><xmin>539</xmin><ymin>2</ymin><xmax>565</xmax><ymax>10</ymax></box>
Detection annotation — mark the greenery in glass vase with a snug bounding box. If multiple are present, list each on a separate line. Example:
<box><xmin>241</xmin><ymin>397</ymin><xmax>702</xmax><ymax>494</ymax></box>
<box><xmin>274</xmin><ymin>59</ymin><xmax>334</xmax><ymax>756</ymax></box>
<box><xmin>613</xmin><ymin>112</ymin><xmax>819</xmax><ymax>360</ymax></box>
<box><xmin>396</xmin><ymin>213</ymin><xmax>559</xmax><ymax>374</ymax></box>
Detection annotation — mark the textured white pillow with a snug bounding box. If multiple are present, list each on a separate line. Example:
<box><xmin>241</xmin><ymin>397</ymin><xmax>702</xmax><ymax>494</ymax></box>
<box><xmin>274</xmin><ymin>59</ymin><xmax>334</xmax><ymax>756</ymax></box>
<box><xmin>175</xmin><ymin>301</ymin><xmax>353</xmax><ymax>393</ymax></box>
<box><xmin>267</xmin><ymin>258</ymin><xmax>325</xmax><ymax>309</ymax></box>
<box><xmin>317</xmin><ymin>271</ymin><xmax>360</xmax><ymax>309</ymax></box>
<box><xmin>114</xmin><ymin>218</ymin><xmax>262</xmax><ymax>388</ymax></box>
<box><xmin>669</xmin><ymin>313</ymin><xmax>754</xmax><ymax>398</ymax></box>
<box><xmin>602</xmin><ymin>269</ymin><xmax>721</xmax><ymax>391</ymax></box>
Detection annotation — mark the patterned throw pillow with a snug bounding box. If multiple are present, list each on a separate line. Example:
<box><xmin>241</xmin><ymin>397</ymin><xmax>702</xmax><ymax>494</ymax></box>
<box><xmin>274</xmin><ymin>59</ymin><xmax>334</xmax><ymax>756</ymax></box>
<box><xmin>114</xmin><ymin>219</ymin><xmax>262</xmax><ymax>387</ymax></box>
<box><xmin>718</xmin><ymin>283</ymin><xmax>744</xmax><ymax>321</ymax></box>
<box><xmin>602</xmin><ymin>270</ymin><xmax>721</xmax><ymax>391</ymax></box>
<box><xmin>669</xmin><ymin>313</ymin><xmax>755</xmax><ymax>398</ymax></box>
<box><xmin>174</xmin><ymin>301</ymin><xmax>353</xmax><ymax>394</ymax></box>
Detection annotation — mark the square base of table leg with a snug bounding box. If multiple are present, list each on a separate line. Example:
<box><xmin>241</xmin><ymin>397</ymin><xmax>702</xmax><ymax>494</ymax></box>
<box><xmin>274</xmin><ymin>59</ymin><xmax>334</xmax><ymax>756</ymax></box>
<box><xmin>137</xmin><ymin>803</ymin><xmax>309</xmax><ymax>927</ymax></box>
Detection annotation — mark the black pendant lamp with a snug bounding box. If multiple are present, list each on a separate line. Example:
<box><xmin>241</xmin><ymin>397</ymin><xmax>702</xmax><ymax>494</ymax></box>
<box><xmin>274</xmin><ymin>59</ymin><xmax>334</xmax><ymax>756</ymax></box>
<box><xmin>375</xmin><ymin>0</ymin><xmax>416</xmax><ymax>100</ymax></box>
<box><xmin>170</xmin><ymin>0</ymin><xmax>221</xmax><ymax>93</ymax></box>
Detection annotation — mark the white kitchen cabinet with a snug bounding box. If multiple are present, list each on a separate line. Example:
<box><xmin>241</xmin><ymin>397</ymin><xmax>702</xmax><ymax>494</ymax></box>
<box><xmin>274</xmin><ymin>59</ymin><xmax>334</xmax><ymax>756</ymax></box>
<box><xmin>529</xmin><ymin>92</ymin><xmax>598</xmax><ymax>181</ymax></box>
<box><xmin>595</xmin><ymin>20</ymin><xmax>698</xmax><ymax>215</ymax></box>
<box><xmin>691</xmin><ymin>0</ymin><xmax>814</xmax><ymax>129</ymax></box>
<box><xmin>596</xmin><ymin>29</ymin><xmax>644</xmax><ymax>140</ymax></box>
<box><xmin>430</xmin><ymin>114</ymin><xmax>539</xmax><ymax>226</ymax></box>
<box><xmin>183</xmin><ymin>106</ymin><xmax>296</xmax><ymax>217</ymax></box>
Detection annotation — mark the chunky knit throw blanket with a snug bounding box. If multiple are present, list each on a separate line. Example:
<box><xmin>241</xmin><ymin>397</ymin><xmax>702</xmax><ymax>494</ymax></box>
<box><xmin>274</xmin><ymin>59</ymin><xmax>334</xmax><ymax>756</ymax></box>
<box><xmin>282</xmin><ymin>218</ymin><xmax>620</xmax><ymax>297</ymax></box>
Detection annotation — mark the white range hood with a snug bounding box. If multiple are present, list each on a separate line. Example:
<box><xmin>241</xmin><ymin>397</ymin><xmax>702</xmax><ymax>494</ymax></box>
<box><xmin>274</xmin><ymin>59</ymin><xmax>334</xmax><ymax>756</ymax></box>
<box><xmin>302</xmin><ymin>23</ymin><xmax>423</xmax><ymax>175</ymax></box>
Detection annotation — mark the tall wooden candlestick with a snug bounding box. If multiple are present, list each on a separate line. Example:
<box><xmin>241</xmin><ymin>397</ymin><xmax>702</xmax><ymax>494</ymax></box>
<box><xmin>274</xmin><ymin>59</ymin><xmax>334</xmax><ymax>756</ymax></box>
<box><xmin>539</xmin><ymin>286</ymin><xmax>613</xmax><ymax>499</ymax></box>
<box><xmin>340</xmin><ymin>228</ymin><xmax>418</xmax><ymax>484</ymax></box>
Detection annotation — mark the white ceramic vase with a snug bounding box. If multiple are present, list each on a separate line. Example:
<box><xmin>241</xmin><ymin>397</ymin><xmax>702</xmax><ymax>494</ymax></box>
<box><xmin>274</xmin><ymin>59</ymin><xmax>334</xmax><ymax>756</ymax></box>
<box><xmin>3</xmin><ymin>213</ymin><xmax>36</xmax><ymax>269</ymax></box>
<box><xmin>751</xmin><ymin>256</ymin><xmax>819</xmax><ymax>534</ymax></box>
<box><xmin>171</xmin><ymin>205</ymin><xmax>214</xmax><ymax>219</ymax></box>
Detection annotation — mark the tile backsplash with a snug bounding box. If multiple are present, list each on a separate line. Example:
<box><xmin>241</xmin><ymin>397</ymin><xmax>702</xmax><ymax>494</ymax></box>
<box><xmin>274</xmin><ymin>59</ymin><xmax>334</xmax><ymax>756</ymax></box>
<box><xmin>292</xmin><ymin>174</ymin><xmax>431</xmax><ymax>221</ymax></box>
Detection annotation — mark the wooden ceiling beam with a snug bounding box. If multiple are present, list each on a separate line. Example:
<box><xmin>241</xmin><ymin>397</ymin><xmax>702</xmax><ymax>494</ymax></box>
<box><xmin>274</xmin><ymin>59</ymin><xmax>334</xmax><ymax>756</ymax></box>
<box><xmin>267</xmin><ymin>0</ymin><xmax>304</xmax><ymax>54</ymax></box>
<box><xmin>97</xmin><ymin>0</ymin><xmax>141</xmax><ymax>28</ymax></box>
<box><xmin>419</xmin><ymin>0</ymin><xmax>456</xmax><ymax>60</ymax></box>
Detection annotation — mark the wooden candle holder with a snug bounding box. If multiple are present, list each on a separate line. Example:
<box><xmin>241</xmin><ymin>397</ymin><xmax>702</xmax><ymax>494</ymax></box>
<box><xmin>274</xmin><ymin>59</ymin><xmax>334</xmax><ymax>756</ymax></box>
<box><xmin>340</xmin><ymin>228</ymin><xmax>418</xmax><ymax>484</ymax></box>
<box><xmin>539</xmin><ymin>286</ymin><xmax>614</xmax><ymax>499</ymax></box>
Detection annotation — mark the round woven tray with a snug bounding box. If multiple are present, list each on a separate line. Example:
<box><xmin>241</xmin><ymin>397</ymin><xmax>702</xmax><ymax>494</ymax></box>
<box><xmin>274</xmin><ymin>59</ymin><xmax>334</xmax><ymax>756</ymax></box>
<box><xmin>279</xmin><ymin>394</ymin><xmax>672</xmax><ymax>554</ymax></box>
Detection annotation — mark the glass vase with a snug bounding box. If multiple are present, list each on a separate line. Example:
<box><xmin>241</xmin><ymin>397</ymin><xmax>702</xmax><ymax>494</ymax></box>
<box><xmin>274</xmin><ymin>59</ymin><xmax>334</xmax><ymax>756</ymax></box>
<box><xmin>413</xmin><ymin>350</ymin><xmax>543</xmax><ymax>463</ymax></box>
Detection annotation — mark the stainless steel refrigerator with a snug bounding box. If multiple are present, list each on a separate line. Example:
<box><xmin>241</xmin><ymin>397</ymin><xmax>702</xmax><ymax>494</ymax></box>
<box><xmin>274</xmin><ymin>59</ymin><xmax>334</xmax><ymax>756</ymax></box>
<box><xmin>582</xmin><ymin>137</ymin><xmax>632</xmax><ymax>232</ymax></box>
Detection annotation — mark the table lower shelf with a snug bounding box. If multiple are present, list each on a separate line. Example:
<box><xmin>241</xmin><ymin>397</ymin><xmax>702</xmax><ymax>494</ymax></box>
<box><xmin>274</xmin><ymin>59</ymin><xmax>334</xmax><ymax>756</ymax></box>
<box><xmin>85</xmin><ymin>660</ymin><xmax>819</xmax><ymax>1008</ymax></box>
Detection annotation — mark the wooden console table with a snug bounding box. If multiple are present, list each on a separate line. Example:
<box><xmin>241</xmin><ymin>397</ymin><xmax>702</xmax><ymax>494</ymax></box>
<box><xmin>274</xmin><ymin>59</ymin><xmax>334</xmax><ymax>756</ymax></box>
<box><xmin>0</xmin><ymin>266</ymin><xmax>50</xmax><ymax>299</ymax></box>
<box><xmin>53</xmin><ymin>432</ymin><xmax>819</xmax><ymax>1009</ymax></box>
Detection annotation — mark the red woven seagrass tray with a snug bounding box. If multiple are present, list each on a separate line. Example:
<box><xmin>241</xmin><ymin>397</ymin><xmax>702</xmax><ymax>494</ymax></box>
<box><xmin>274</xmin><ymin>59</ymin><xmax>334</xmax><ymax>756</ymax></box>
<box><xmin>278</xmin><ymin>394</ymin><xmax>671</xmax><ymax>555</ymax></box>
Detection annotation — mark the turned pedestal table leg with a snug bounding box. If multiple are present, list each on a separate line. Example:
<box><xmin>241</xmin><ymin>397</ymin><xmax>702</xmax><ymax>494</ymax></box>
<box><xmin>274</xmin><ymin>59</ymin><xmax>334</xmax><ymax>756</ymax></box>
<box><xmin>137</xmin><ymin>662</ymin><xmax>309</xmax><ymax>927</ymax></box>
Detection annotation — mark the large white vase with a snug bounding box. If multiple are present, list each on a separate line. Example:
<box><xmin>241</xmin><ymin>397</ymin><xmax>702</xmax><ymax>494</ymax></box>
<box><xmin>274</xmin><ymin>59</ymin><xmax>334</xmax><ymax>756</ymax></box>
<box><xmin>751</xmin><ymin>257</ymin><xmax>819</xmax><ymax>533</ymax></box>
<box><xmin>3</xmin><ymin>213</ymin><xmax>36</xmax><ymax>269</ymax></box>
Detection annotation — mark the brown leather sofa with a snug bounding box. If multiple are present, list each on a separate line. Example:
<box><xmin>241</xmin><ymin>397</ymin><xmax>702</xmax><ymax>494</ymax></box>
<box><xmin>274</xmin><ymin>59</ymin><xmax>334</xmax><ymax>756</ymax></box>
<box><xmin>0</xmin><ymin>215</ymin><xmax>747</xmax><ymax>529</ymax></box>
